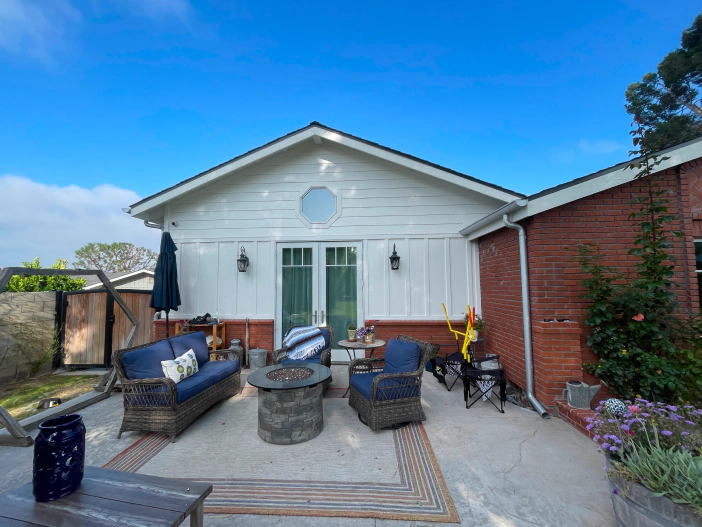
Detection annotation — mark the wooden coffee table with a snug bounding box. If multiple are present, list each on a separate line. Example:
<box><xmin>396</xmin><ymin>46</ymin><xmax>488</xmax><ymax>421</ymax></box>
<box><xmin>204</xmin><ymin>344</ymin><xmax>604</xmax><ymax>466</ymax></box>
<box><xmin>0</xmin><ymin>466</ymin><xmax>212</xmax><ymax>527</ymax></box>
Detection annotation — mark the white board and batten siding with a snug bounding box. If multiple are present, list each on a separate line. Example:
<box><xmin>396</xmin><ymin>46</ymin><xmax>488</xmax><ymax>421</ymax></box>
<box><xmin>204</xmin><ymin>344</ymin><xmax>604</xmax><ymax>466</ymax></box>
<box><xmin>166</xmin><ymin>142</ymin><xmax>501</xmax><ymax>321</ymax></box>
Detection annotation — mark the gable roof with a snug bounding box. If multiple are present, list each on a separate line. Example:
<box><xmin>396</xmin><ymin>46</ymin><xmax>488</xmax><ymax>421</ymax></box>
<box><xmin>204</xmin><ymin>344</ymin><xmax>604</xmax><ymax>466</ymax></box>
<box><xmin>459</xmin><ymin>135</ymin><xmax>702</xmax><ymax>240</ymax></box>
<box><xmin>81</xmin><ymin>269</ymin><xmax>154</xmax><ymax>289</ymax></box>
<box><xmin>128</xmin><ymin>122</ymin><xmax>524</xmax><ymax>217</ymax></box>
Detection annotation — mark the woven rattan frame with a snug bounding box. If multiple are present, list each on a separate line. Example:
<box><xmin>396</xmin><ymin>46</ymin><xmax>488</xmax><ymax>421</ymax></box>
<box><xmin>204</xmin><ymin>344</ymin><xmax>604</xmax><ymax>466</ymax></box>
<box><xmin>273</xmin><ymin>327</ymin><xmax>334</xmax><ymax>390</ymax></box>
<box><xmin>112</xmin><ymin>332</ymin><xmax>241</xmax><ymax>442</ymax></box>
<box><xmin>348</xmin><ymin>335</ymin><xmax>437</xmax><ymax>431</ymax></box>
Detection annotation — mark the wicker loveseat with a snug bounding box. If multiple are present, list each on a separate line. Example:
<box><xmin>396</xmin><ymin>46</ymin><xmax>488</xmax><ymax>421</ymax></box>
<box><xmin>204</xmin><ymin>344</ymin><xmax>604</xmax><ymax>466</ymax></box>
<box><xmin>273</xmin><ymin>326</ymin><xmax>334</xmax><ymax>389</ymax></box>
<box><xmin>113</xmin><ymin>331</ymin><xmax>240</xmax><ymax>442</ymax></box>
<box><xmin>348</xmin><ymin>335</ymin><xmax>437</xmax><ymax>430</ymax></box>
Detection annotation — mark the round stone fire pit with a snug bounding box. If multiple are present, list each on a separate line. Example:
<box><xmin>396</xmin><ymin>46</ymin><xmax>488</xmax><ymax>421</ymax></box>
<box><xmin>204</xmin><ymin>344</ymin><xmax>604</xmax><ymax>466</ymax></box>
<box><xmin>246</xmin><ymin>364</ymin><xmax>331</xmax><ymax>445</ymax></box>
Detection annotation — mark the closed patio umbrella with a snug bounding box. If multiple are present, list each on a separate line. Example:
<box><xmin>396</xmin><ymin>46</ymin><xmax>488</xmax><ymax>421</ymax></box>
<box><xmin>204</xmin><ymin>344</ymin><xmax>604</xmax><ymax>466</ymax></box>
<box><xmin>150</xmin><ymin>232</ymin><xmax>181</xmax><ymax>337</ymax></box>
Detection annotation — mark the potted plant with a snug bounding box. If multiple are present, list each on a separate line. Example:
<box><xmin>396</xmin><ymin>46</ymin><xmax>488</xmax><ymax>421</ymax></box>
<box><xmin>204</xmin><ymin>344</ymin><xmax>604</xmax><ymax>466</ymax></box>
<box><xmin>587</xmin><ymin>398</ymin><xmax>702</xmax><ymax>526</ymax></box>
<box><xmin>465</xmin><ymin>313</ymin><xmax>484</xmax><ymax>340</ymax></box>
<box><xmin>348</xmin><ymin>324</ymin><xmax>357</xmax><ymax>342</ymax></box>
<box><xmin>356</xmin><ymin>326</ymin><xmax>375</xmax><ymax>344</ymax></box>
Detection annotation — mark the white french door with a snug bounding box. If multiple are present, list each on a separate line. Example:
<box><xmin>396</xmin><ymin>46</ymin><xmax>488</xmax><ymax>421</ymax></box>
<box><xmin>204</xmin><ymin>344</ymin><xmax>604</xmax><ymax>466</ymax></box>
<box><xmin>276</xmin><ymin>242</ymin><xmax>363</xmax><ymax>362</ymax></box>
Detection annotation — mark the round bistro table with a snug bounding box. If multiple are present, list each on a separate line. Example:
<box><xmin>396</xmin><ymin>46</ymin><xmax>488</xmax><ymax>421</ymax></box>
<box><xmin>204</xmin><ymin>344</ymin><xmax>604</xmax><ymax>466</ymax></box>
<box><xmin>247</xmin><ymin>363</ymin><xmax>331</xmax><ymax>445</ymax></box>
<box><xmin>336</xmin><ymin>339</ymin><xmax>386</xmax><ymax>397</ymax></box>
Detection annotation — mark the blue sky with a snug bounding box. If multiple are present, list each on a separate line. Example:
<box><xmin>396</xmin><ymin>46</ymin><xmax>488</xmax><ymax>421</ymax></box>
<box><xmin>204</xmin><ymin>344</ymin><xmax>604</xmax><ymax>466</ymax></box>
<box><xmin>0</xmin><ymin>0</ymin><xmax>699</xmax><ymax>266</ymax></box>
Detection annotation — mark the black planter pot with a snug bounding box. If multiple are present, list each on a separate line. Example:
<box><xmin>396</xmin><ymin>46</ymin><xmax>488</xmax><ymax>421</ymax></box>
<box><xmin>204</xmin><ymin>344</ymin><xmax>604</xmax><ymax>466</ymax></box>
<box><xmin>32</xmin><ymin>414</ymin><xmax>86</xmax><ymax>502</ymax></box>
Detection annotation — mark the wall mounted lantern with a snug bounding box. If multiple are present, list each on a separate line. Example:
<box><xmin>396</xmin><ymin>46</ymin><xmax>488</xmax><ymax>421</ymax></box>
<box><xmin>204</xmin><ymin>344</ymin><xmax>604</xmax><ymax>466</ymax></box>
<box><xmin>237</xmin><ymin>246</ymin><xmax>250</xmax><ymax>272</ymax></box>
<box><xmin>389</xmin><ymin>244</ymin><xmax>401</xmax><ymax>270</ymax></box>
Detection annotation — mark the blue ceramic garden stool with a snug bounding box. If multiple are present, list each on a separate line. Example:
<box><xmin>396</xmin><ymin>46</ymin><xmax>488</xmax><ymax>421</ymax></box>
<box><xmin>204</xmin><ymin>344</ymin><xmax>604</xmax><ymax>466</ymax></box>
<box><xmin>33</xmin><ymin>414</ymin><xmax>86</xmax><ymax>502</ymax></box>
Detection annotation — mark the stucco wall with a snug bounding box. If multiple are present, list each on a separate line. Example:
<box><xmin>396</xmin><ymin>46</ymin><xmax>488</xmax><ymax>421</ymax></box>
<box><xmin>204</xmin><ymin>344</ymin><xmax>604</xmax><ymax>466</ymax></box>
<box><xmin>0</xmin><ymin>292</ymin><xmax>58</xmax><ymax>384</ymax></box>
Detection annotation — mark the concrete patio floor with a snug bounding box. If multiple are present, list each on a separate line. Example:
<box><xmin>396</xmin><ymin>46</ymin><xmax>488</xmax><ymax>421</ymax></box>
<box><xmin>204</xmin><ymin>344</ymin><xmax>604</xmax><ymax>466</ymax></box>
<box><xmin>0</xmin><ymin>366</ymin><xmax>615</xmax><ymax>526</ymax></box>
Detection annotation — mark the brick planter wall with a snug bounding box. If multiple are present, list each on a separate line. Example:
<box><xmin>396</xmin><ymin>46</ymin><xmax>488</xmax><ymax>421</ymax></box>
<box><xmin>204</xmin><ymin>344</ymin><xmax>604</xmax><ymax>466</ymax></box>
<box><xmin>479</xmin><ymin>162</ymin><xmax>702</xmax><ymax>412</ymax></box>
<box><xmin>155</xmin><ymin>319</ymin><xmax>274</xmax><ymax>363</ymax></box>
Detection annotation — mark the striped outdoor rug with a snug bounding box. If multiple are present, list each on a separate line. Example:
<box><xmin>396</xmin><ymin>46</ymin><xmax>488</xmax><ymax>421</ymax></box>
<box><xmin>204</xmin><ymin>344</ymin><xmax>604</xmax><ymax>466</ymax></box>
<box><xmin>104</xmin><ymin>421</ymin><xmax>458</xmax><ymax>522</ymax></box>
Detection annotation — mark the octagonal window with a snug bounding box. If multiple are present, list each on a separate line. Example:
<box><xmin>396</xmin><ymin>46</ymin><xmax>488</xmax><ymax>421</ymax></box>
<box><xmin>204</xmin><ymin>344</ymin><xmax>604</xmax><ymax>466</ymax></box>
<box><xmin>301</xmin><ymin>188</ymin><xmax>337</xmax><ymax>223</ymax></box>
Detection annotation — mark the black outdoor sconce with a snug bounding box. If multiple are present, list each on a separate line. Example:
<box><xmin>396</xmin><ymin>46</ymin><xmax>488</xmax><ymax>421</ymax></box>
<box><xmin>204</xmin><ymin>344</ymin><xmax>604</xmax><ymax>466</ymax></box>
<box><xmin>389</xmin><ymin>244</ymin><xmax>401</xmax><ymax>270</ymax></box>
<box><xmin>237</xmin><ymin>246</ymin><xmax>250</xmax><ymax>272</ymax></box>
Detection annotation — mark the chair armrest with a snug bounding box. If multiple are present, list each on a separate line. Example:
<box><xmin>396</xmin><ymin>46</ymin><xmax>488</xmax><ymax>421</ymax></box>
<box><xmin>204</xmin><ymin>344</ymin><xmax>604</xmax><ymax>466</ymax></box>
<box><xmin>122</xmin><ymin>377</ymin><xmax>178</xmax><ymax>410</ymax></box>
<box><xmin>348</xmin><ymin>358</ymin><xmax>384</xmax><ymax>377</ymax></box>
<box><xmin>273</xmin><ymin>348</ymin><xmax>288</xmax><ymax>364</ymax></box>
<box><xmin>370</xmin><ymin>370</ymin><xmax>422</xmax><ymax>403</ymax></box>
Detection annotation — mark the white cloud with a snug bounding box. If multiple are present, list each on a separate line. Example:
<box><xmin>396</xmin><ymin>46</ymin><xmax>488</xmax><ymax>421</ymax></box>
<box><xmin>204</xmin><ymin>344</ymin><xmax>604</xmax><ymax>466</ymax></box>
<box><xmin>0</xmin><ymin>0</ymin><xmax>81</xmax><ymax>60</ymax></box>
<box><xmin>0</xmin><ymin>175</ymin><xmax>161</xmax><ymax>268</ymax></box>
<box><xmin>578</xmin><ymin>139</ymin><xmax>621</xmax><ymax>155</ymax></box>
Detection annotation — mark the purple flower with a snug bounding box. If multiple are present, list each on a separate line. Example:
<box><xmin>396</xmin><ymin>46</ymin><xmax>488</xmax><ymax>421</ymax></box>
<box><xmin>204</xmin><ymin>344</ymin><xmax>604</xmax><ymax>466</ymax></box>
<box><xmin>586</xmin><ymin>417</ymin><xmax>592</xmax><ymax>423</ymax></box>
<box><xmin>593</xmin><ymin>434</ymin><xmax>600</xmax><ymax>442</ymax></box>
<box><xmin>661</xmin><ymin>430</ymin><xmax>673</xmax><ymax>436</ymax></box>
<box><xmin>668</xmin><ymin>405</ymin><xmax>678</xmax><ymax>412</ymax></box>
<box><xmin>685</xmin><ymin>421</ymin><xmax>696</xmax><ymax>426</ymax></box>
<box><xmin>642</xmin><ymin>413</ymin><xmax>650</xmax><ymax>417</ymax></box>
<box><xmin>602</xmin><ymin>442</ymin><xmax>610</xmax><ymax>449</ymax></box>
<box><xmin>681</xmin><ymin>431</ymin><xmax>691</xmax><ymax>436</ymax></box>
<box><xmin>608</xmin><ymin>419</ymin><xmax>616</xmax><ymax>423</ymax></box>
<box><xmin>612</xmin><ymin>489</ymin><xmax>619</xmax><ymax>495</ymax></box>
<box><xmin>646</xmin><ymin>403</ymin><xmax>654</xmax><ymax>407</ymax></box>
<box><xmin>609</xmin><ymin>446</ymin><xmax>618</xmax><ymax>452</ymax></box>
<box><xmin>620</xmin><ymin>424</ymin><xmax>630</xmax><ymax>431</ymax></box>
<box><xmin>586</xmin><ymin>424</ymin><xmax>594</xmax><ymax>431</ymax></box>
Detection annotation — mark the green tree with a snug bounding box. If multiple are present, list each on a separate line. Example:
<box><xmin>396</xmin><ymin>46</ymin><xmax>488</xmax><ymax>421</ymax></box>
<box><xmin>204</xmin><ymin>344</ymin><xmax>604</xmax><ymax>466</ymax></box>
<box><xmin>625</xmin><ymin>12</ymin><xmax>702</xmax><ymax>151</ymax></box>
<box><xmin>3</xmin><ymin>258</ymin><xmax>86</xmax><ymax>292</ymax></box>
<box><xmin>73</xmin><ymin>242</ymin><xmax>157</xmax><ymax>273</ymax></box>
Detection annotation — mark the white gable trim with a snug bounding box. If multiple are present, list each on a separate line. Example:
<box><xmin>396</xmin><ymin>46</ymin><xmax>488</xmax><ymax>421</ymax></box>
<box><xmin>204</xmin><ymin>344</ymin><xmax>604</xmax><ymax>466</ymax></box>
<box><xmin>129</xmin><ymin>126</ymin><xmax>519</xmax><ymax>217</ymax></box>
<box><xmin>83</xmin><ymin>269</ymin><xmax>155</xmax><ymax>290</ymax></box>
<box><xmin>461</xmin><ymin>137</ymin><xmax>702</xmax><ymax>241</ymax></box>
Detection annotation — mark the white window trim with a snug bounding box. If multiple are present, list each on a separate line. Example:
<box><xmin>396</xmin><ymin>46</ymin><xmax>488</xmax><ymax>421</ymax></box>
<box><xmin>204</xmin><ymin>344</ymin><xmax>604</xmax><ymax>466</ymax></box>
<box><xmin>296</xmin><ymin>186</ymin><xmax>342</xmax><ymax>229</ymax></box>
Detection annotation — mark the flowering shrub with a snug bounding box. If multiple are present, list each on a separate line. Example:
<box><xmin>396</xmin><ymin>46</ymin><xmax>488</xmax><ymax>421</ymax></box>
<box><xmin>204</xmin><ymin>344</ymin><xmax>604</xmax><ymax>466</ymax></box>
<box><xmin>588</xmin><ymin>398</ymin><xmax>702</xmax><ymax>456</ymax></box>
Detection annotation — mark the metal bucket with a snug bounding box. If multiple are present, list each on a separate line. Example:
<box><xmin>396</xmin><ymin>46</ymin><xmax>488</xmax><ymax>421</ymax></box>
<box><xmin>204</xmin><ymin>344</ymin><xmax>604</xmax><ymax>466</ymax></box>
<box><xmin>249</xmin><ymin>348</ymin><xmax>268</xmax><ymax>371</ymax></box>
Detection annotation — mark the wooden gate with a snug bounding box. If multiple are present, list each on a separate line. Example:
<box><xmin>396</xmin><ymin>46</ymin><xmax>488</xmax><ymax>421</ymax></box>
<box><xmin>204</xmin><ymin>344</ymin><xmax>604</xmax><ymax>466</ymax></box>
<box><xmin>63</xmin><ymin>290</ymin><xmax>154</xmax><ymax>367</ymax></box>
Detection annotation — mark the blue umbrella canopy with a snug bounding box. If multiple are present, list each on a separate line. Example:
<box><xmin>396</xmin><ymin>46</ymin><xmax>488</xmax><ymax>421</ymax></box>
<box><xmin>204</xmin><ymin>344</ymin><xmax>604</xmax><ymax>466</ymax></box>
<box><xmin>150</xmin><ymin>232</ymin><xmax>181</xmax><ymax>337</ymax></box>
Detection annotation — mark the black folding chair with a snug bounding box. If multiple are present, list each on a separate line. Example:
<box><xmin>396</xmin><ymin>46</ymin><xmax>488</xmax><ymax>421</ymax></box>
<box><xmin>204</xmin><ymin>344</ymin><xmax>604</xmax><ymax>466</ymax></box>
<box><xmin>431</xmin><ymin>351</ymin><xmax>467</xmax><ymax>391</ymax></box>
<box><xmin>463</xmin><ymin>356</ymin><xmax>506</xmax><ymax>414</ymax></box>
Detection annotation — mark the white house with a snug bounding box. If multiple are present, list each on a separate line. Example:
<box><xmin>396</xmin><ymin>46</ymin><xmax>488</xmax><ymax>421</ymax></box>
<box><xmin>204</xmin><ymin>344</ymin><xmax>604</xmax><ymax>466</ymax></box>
<box><xmin>82</xmin><ymin>269</ymin><xmax>155</xmax><ymax>291</ymax></box>
<box><xmin>126</xmin><ymin>123</ymin><xmax>523</xmax><ymax>360</ymax></box>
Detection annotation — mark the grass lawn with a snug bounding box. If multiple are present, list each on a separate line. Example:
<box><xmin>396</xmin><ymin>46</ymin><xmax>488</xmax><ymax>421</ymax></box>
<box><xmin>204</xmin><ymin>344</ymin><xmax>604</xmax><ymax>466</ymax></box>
<box><xmin>0</xmin><ymin>374</ymin><xmax>103</xmax><ymax>425</ymax></box>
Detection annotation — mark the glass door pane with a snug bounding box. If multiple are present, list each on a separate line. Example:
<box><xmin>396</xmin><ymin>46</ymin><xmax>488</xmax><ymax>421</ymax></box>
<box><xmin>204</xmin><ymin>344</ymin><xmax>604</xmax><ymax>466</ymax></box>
<box><xmin>320</xmin><ymin>243</ymin><xmax>362</xmax><ymax>361</ymax></box>
<box><xmin>281</xmin><ymin>246</ymin><xmax>316</xmax><ymax>339</ymax></box>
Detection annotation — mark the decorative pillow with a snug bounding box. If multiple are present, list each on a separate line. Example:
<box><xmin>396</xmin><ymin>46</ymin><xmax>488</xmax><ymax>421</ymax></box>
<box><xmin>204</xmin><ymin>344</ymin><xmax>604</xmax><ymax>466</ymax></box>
<box><xmin>283</xmin><ymin>326</ymin><xmax>322</xmax><ymax>349</ymax></box>
<box><xmin>161</xmin><ymin>349</ymin><xmax>199</xmax><ymax>384</ymax></box>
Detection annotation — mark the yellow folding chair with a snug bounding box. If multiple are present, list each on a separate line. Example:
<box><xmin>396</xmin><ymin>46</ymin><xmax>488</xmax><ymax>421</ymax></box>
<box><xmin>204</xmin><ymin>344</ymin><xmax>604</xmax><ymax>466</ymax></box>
<box><xmin>442</xmin><ymin>303</ymin><xmax>473</xmax><ymax>360</ymax></box>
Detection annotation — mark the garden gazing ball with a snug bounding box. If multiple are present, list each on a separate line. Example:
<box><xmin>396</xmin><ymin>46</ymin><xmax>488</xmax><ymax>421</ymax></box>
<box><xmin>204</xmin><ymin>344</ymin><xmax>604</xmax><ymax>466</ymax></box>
<box><xmin>605</xmin><ymin>398</ymin><xmax>627</xmax><ymax>417</ymax></box>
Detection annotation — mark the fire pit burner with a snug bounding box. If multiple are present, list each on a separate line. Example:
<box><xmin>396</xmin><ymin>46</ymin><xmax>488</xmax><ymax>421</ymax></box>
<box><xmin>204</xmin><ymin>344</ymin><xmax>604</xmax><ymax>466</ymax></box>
<box><xmin>266</xmin><ymin>367</ymin><xmax>314</xmax><ymax>382</ymax></box>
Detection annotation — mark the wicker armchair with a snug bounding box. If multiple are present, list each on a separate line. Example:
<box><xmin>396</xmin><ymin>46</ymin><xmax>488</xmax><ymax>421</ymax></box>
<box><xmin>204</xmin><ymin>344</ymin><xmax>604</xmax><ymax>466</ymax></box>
<box><xmin>112</xmin><ymin>332</ymin><xmax>241</xmax><ymax>443</ymax></box>
<box><xmin>348</xmin><ymin>335</ymin><xmax>437</xmax><ymax>431</ymax></box>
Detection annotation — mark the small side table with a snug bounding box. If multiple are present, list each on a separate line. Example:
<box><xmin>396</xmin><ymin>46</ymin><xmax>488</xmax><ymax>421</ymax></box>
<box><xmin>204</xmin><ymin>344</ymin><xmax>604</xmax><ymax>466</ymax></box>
<box><xmin>0</xmin><ymin>466</ymin><xmax>212</xmax><ymax>527</ymax></box>
<box><xmin>337</xmin><ymin>339</ymin><xmax>386</xmax><ymax>362</ymax></box>
<box><xmin>177</xmin><ymin>323</ymin><xmax>226</xmax><ymax>350</ymax></box>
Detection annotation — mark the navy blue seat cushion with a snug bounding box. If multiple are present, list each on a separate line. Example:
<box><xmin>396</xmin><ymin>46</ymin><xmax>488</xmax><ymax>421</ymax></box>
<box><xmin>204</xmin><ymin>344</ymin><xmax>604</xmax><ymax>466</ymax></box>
<box><xmin>122</xmin><ymin>340</ymin><xmax>175</xmax><ymax>380</ymax></box>
<box><xmin>176</xmin><ymin>373</ymin><xmax>215</xmax><ymax>404</ymax></box>
<box><xmin>320</xmin><ymin>328</ymin><xmax>331</xmax><ymax>349</ymax></box>
<box><xmin>383</xmin><ymin>338</ymin><xmax>421</xmax><ymax>374</ymax></box>
<box><xmin>350</xmin><ymin>371</ymin><xmax>419</xmax><ymax>401</ymax></box>
<box><xmin>198</xmin><ymin>359</ymin><xmax>241</xmax><ymax>383</ymax></box>
<box><xmin>170</xmin><ymin>332</ymin><xmax>210</xmax><ymax>367</ymax></box>
<box><xmin>281</xmin><ymin>355</ymin><xmax>322</xmax><ymax>365</ymax></box>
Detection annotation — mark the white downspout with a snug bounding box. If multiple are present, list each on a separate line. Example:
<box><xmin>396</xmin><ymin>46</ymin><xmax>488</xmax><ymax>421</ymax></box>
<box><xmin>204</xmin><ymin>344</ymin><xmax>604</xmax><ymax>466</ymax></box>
<box><xmin>502</xmin><ymin>214</ymin><xmax>549</xmax><ymax>418</ymax></box>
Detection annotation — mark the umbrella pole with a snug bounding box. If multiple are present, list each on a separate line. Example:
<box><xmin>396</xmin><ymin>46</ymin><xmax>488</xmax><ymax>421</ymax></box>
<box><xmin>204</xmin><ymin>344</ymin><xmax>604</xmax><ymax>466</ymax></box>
<box><xmin>166</xmin><ymin>310</ymin><xmax>170</xmax><ymax>338</ymax></box>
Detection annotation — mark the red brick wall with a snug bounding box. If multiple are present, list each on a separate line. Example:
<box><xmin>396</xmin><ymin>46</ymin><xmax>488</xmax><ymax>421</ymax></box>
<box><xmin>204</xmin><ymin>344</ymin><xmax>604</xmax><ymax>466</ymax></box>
<box><xmin>362</xmin><ymin>320</ymin><xmax>486</xmax><ymax>359</ymax></box>
<box><xmin>479</xmin><ymin>161</ymin><xmax>702</xmax><ymax>409</ymax></box>
<box><xmin>479</xmin><ymin>227</ymin><xmax>527</xmax><ymax>389</ymax></box>
<box><xmin>154</xmin><ymin>319</ymin><xmax>274</xmax><ymax>363</ymax></box>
